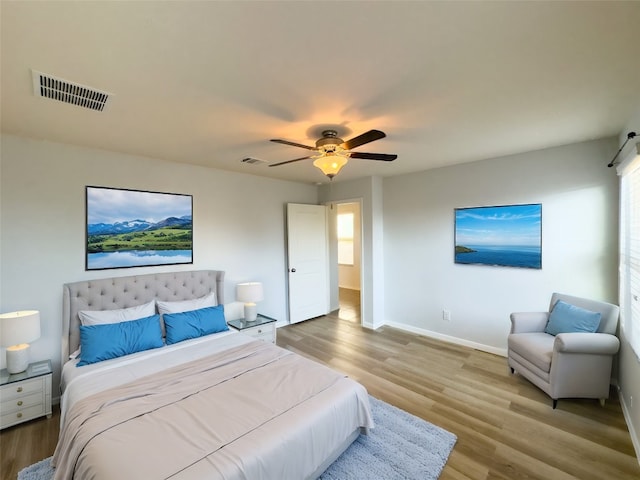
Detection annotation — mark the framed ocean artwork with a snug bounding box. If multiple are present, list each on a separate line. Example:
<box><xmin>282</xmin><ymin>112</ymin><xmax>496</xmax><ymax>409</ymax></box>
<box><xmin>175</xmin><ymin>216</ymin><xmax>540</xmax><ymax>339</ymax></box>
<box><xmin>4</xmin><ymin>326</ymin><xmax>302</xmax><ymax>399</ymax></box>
<box><xmin>454</xmin><ymin>204</ymin><xmax>542</xmax><ymax>269</ymax></box>
<box><xmin>85</xmin><ymin>186</ymin><xmax>193</xmax><ymax>270</ymax></box>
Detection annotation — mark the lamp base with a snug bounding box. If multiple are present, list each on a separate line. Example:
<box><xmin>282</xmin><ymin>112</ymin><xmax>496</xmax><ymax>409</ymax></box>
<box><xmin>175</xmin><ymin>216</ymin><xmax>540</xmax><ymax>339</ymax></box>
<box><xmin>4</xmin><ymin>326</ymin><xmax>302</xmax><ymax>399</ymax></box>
<box><xmin>6</xmin><ymin>344</ymin><xmax>30</xmax><ymax>374</ymax></box>
<box><xmin>244</xmin><ymin>303</ymin><xmax>257</xmax><ymax>322</ymax></box>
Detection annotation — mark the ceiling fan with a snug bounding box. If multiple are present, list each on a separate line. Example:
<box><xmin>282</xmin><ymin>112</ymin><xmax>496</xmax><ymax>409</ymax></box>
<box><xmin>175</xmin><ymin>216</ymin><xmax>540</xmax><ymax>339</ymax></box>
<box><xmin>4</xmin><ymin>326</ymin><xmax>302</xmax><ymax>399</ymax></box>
<box><xmin>269</xmin><ymin>129</ymin><xmax>397</xmax><ymax>179</ymax></box>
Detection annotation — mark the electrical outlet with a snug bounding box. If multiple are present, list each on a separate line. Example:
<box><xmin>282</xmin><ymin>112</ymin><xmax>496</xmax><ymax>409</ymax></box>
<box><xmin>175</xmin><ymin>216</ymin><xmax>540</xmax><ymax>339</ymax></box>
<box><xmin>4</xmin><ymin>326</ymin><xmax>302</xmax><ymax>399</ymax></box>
<box><xmin>442</xmin><ymin>309</ymin><xmax>451</xmax><ymax>321</ymax></box>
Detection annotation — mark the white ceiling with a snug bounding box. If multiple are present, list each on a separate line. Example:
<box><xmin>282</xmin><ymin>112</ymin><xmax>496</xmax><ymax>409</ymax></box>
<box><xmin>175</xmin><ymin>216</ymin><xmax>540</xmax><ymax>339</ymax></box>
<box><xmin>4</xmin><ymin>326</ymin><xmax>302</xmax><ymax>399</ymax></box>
<box><xmin>2</xmin><ymin>1</ymin><xmax>639</xmax><ymax>184</ymax></box>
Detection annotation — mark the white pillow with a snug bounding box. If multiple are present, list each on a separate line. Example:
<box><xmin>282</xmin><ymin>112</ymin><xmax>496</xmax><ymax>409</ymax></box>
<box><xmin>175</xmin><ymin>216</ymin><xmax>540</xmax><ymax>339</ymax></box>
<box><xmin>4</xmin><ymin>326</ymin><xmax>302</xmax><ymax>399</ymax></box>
<box><xmin>79</xmin><ymin>300</ymin><xmax>156</xmax><ymax>326</ymax></box>
<box><xmin>156</xmin><ymin>292</ymin><xmax>217</xmax><ymax>315</ymax></box>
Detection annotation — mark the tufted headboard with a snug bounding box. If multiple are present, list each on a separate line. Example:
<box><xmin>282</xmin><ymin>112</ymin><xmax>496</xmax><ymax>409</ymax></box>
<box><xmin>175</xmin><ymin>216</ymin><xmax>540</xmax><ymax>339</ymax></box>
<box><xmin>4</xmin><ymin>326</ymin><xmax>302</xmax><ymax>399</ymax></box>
<box><xmin>62</xmin><ymin>270</ymin><xmax>225</xmax><ymax>365</ymax></box>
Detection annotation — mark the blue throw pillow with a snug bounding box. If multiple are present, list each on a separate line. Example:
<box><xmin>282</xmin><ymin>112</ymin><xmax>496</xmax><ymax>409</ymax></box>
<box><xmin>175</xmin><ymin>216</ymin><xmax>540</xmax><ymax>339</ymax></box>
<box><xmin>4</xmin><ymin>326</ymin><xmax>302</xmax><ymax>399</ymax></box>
<box><xmin>163</xmin><ymin>305</ymin><xmax>228</xmax><ymax>345</ymax></box>
<box><xmin>544</xmin><ymin>300</ymin><xmax>601</xmax><ymax>336</ymax></box>
<box><xmin>78</xmin><ymin>314</ymin><xmax>163</xmax><ymax>366</ymax></box>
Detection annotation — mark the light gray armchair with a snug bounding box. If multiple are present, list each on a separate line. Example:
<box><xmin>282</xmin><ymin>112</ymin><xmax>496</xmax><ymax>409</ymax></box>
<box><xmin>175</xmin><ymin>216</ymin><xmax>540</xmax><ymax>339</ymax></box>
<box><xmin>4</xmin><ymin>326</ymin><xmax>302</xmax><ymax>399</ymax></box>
<box><xmin>508</xmin><ymin>293</ymin><xmax>620</xmax><ymax>408</ymax></box>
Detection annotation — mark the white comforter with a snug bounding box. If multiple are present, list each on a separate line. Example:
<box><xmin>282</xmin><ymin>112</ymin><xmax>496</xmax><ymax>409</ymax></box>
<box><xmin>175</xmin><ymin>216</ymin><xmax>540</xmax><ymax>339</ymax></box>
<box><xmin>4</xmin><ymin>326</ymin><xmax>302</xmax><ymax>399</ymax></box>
<box><xmin>54</xmin><ymin>332</ymin><xmax>373</xmax><ymax>480</ymax></box>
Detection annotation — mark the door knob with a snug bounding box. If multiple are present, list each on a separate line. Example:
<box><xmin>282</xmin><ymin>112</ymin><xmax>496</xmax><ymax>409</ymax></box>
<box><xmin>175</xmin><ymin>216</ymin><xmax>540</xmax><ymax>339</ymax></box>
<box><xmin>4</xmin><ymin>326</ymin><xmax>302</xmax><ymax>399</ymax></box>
<box><xmin>290</xmin><ymin>268</ymin><xmax>296</xmax><ymax>273</ymax></box>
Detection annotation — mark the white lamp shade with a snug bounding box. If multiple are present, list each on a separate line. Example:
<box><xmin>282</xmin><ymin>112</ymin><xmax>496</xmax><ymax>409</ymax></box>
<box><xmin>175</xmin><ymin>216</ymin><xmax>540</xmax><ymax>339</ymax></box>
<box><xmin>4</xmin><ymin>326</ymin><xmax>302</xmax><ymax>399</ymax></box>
<box><xmin>236</xmin><ymin>283</ymin><xmax>264</xmax><ymax>303</ymax></box>
<box><xmin>313</xmin><ymin>154</ymin><xmax>348</xmax><ymax>178</ymax></box>
<box><xmin>0</xmin><ymin>310</ymin><xmax>41</xmax><ymax>347</ymax></box>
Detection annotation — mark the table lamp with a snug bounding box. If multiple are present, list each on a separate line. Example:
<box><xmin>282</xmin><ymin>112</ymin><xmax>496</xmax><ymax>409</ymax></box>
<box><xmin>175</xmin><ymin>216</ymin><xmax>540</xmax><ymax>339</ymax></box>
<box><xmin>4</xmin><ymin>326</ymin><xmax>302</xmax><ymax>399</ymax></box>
<box><xmin>0</xmin><ymin>310</ymin><xmax>41</xmax><ymax>374</ymax></box>
<box><xmin>236</xmin><ymin>282</ymin><xmax>264</xmax><ymax>322</ymax></box>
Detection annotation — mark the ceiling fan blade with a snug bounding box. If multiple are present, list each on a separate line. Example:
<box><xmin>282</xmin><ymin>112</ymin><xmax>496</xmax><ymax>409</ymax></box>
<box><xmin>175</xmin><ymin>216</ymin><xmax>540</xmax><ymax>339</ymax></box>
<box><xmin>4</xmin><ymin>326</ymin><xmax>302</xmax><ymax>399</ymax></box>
<box><xmin>342</xmin><ymin>130</ymin><xmax>386</xmax><ymax>150</ymax></box>
<box><xmin>349</xmin><ymin>152</ymin><xmax>397</xmax><ymax>162</ymax></box>
<box><xmin>270</xmin><ymin>139</ymin><xmax>316</xmax><ymax>151</ymax></box>
<box><xmin>269</xmin><ymin>156</ymin><xmax>312</xmax><ymax>167</ymax></box>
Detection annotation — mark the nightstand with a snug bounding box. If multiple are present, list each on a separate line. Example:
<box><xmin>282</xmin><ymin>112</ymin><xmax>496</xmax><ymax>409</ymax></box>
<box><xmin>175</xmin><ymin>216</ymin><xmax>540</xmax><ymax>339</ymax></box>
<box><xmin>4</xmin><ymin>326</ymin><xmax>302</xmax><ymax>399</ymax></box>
<box><xmin>0</xmin><ymin>360</ymin><xmax>52</xmax><ymax>429</ymax></box>
<box><xmin>227</xmin><ymin>314</ymin><xmax>277</xmax><ymax>343</ymax></box>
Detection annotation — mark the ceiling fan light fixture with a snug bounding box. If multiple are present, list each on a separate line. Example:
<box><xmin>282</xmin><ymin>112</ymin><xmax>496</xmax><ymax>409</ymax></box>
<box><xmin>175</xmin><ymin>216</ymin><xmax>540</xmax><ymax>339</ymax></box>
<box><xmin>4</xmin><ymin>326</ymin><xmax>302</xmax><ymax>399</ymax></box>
<box><xmin>315</xmin><ymin>130</ymin><xmax>344</xmax><ymax>149</ymax></box>
<box><xmin>268</xmin><ymin>128</ymin><xmax>397</xmax><ymax>176</ymax></box>
<box><xmin>313</xmin><ymin>153</ymin><xmax>349</xmax><ymax>179</ymax></box>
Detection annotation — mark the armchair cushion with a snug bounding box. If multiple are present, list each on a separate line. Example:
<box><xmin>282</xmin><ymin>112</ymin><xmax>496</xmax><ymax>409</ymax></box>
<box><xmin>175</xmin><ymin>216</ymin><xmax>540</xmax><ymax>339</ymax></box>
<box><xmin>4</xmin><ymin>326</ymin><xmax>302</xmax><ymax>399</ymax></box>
<box><xmin>544</xmin><ymin>300</ymin><xmax>601</xmax><ymax>336</ymax></box>
<box><xmin>508</xmin><ymin>332</ymin><xmax>555</xmax><ymax>373</ymax></box>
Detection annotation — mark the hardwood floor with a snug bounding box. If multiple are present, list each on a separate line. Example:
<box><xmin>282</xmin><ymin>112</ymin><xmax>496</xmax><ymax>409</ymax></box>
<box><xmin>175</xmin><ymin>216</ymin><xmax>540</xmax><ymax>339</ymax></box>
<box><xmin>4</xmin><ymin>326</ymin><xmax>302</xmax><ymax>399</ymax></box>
<box><xmin>1</xmin><ymin>290</ymin><xmax>638</xmax><ymax>480</ymax></box>
<box><xmin>336</xmin><ymin>287</ymin><xmax>361</xmax><ymax>322</ymax></box>
<box><xmin>0</xmin><ymin>406</ymin><xmax>59</xmax><ymax>479</ymax></box>
<box><xmin>278</xmin><ymin>293</ymin><xmax>640</xmax><ymax>480</ymax></box>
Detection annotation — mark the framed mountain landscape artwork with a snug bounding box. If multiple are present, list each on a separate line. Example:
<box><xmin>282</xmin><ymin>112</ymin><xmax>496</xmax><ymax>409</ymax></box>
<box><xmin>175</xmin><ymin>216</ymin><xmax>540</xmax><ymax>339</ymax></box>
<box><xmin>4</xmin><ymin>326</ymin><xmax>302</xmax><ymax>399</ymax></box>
<box><xmin>454</xmin><ymin>203</ymin><xmax>542</xmax><ymax>269</ymax></box>
<box><xmin>86</xmin><ymin>186</ymin><xmax>193</xmax><ymax>270</ymax></box>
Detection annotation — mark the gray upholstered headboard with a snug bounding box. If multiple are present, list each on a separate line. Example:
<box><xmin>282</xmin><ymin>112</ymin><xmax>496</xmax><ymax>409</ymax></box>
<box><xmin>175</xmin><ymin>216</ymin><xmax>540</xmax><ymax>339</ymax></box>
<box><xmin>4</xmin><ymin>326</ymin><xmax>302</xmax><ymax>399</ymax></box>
<box><xmin>62</xmin><ymin>270</ymin><xmax>225</xmax><ymax>365</ymax></box>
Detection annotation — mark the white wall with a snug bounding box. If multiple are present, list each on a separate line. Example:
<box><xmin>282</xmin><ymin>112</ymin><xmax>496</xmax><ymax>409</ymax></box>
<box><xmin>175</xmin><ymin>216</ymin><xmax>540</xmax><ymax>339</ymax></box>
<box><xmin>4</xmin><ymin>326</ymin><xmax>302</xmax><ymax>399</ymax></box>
<box><xmin>616</xmin><ymin>112</ymin><xmax>640</xmax><ymax>459</ymax></box>
<box><xmin>382</xmin><ymin>138</ymin><xmax>619</xmax><ymax>355</ymax></box>
<box><xmin>0</xmin><ymin>134</ymin><xmax>317</xmax><ymax>397</ymax></box>
<box><xmin>320</xmin><ymin>177</ymin><xmax>385</xmax><ymax>329</ymax></box>
<box><xmin>337</xmin><ymin>202</ymin><xmax>361</xmax><ymax>291</ymax></box>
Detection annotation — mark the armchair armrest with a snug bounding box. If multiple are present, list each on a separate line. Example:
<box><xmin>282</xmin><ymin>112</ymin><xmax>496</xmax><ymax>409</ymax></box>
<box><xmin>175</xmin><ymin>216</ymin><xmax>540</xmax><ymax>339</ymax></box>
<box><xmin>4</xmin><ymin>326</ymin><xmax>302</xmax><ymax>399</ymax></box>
<box><xmin>554</xmin><ymin>332</ymin><xmax>620</xmax><ymax>355</ymax></box>
<box><xmin>510</xmin><ymin>312</ymin><xmax>549</xmax><ymax>334</ymax></box>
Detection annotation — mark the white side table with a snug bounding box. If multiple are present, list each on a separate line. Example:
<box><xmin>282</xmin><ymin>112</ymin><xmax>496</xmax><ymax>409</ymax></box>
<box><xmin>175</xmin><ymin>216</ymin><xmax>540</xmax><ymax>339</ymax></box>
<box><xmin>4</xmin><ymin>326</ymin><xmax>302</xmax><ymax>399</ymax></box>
<box><xmin>0</xmin><ymin>360</ymin><xmax>52</xmax><ymax>429</ymax></box>
<box><xmin>228</xmin><ymin>314</ymin><xmax>277</xmax><ymax>343</ymax></box>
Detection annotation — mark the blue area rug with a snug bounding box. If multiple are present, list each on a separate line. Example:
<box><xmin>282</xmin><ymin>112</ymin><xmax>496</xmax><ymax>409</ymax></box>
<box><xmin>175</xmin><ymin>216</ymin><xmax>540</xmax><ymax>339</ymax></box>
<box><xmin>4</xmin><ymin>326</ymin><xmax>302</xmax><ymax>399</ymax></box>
<box><xmin>19</xmin><ymin>396</ymin><xmax>456</xmax><ymax>480</ymax></box>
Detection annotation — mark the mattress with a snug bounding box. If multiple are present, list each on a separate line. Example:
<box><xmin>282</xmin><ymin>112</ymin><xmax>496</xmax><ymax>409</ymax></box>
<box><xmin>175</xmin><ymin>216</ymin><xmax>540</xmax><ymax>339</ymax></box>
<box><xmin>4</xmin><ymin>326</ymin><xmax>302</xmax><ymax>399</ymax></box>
<box><xmin>53</xmin><ymin>331</ymin><xmax>373</xmax><ymax>480</ymax></box>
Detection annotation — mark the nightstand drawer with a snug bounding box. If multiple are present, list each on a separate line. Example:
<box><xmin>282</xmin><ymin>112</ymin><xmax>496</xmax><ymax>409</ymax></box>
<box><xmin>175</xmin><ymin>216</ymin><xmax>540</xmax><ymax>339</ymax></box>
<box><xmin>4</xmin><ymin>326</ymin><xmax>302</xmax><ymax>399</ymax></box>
<box><xmin>0</xmin><ymin>390</ymin><xmax>43</xmax><ymax>414</ymax></box>
<box><xmin>227</xmin><ymin>315</ymin><xmax>277</xmax><ymax>344</ymax></box>
<box><xmin>249</xmin><ymin>323</ymin><xmax>275</xmax><ymax>336</ymax></box>
<box><xmin>253</xmin><ymin>330</ymin><xmax>276</xmax><ymax>343</ymax></box>
<box><xmin>0</xmin><ymin>402</ymin><xmax>45</xmax><ymax>429</ymax></box>
<box><xmin>0</xmin><ymin>361</ymin><xmax>53</xmax><ymax>430</ymax></box>
<box><xmin>243</xmin><ymin>323</ymin><xmax>276</xmax><ymax>343</ymax></box>
<box><xmin>0</xmin><ymin>377</ymin><xmax>45</xmax><ymax>401</ymax></box>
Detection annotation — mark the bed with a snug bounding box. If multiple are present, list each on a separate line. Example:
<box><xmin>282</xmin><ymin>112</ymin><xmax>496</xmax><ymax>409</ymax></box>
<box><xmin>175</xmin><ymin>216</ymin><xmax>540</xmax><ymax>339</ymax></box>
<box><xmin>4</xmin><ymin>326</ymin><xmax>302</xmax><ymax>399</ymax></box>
<box><xmin>53</xmin><ymin>270</ymin><xmax>373</xmax><ymax>480</ymax></box>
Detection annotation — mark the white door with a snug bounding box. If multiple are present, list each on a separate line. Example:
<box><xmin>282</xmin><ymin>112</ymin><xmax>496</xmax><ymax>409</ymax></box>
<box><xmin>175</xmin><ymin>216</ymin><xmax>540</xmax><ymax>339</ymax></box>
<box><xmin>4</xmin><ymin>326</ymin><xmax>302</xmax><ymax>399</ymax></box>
<box><xmin>287</xmin><ymin>203</ymin><xmax>329</xmax><ymax>324</ymax></box>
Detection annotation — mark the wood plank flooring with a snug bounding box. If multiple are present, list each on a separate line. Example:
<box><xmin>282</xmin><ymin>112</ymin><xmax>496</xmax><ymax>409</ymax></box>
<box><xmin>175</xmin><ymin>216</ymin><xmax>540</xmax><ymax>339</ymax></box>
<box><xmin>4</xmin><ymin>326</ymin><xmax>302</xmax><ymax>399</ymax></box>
<box><xmin>278</xmin><ymin>291</ymin><xmax>639</xmax><ymax>480</ymax></box>
<box><xmin>1</xmin><ymin>289</ymin><xmax>637</xmax><ymax>479</ymax></box>
<box><xmin>0</xmin><ymin>405</ymin><xmax>59</xmax><ymax>480</ymax></box>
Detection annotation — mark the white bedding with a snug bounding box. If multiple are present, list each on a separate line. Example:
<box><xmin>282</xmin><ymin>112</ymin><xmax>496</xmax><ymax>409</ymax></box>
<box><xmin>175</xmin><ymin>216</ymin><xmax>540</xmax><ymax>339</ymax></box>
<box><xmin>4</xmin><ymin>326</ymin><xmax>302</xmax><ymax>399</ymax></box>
<box><xmin>55</xmin><ymin>331</ymin><xmax>374</xmax><ymax>480</ymax></box>
<box><xmin>59</xmin><ymin>330</ymin><xmax>240</xmax><ymax>424</ymax></box>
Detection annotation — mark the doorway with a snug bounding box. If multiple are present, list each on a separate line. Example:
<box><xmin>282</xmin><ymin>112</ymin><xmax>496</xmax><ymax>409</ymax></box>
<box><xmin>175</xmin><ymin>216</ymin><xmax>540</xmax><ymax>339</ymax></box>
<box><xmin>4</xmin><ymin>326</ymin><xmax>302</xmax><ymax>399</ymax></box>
<box><xmin>336</xmin><ymin>202</ymin><xmax>362</xmax><ymax>323</ymax></box>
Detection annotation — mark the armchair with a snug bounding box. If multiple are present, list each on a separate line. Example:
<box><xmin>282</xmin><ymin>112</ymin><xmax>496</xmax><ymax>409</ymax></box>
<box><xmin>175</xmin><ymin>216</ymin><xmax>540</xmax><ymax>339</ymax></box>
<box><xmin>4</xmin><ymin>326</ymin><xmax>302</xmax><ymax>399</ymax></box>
<box><xmin>507</xmin><ymin>292</ymin><xmax>620</xmax><ymax>408</ymax></box>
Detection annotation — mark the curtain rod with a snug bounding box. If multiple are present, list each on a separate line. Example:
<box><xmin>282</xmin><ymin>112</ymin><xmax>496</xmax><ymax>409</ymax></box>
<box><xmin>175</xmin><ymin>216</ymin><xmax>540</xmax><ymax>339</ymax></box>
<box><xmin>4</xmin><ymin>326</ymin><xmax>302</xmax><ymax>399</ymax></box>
<box><xmin>608</xmin><ymin>131</ymin><xmax>637</xmax><ymax>167</ymax></box>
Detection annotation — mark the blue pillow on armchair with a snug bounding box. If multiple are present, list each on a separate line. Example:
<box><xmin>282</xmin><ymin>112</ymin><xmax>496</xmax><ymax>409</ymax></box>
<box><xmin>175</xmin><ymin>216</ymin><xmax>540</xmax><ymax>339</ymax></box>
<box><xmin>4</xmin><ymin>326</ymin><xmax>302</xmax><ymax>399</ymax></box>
<box><xmin>545</xmin><ymin>300</ymin><xmax>601</xmax><ymax>336</ymax></box>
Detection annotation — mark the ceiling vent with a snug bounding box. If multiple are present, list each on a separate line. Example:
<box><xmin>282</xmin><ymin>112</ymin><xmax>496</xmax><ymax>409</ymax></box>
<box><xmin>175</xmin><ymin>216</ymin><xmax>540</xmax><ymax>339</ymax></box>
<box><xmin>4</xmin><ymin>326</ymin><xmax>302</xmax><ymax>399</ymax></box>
<box><xmin>31</xmin><ymin>70</ymin><xmax>111</xmax><ymax>112</ymax></box>
<box><xmin>241</xmin><ymin>157</ymin><xmax>267</xmax><ymax>165</ymax></box>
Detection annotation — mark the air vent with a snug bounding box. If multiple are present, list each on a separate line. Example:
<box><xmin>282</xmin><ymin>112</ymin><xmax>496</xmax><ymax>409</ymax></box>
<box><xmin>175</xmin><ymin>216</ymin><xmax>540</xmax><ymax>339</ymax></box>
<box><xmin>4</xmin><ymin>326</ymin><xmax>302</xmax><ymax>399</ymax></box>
<box><xmin>31</xmin><ymin>70</ymin><xmax>112</xmax><ymax>112</ymax></box>
<box><xmin>241</xmin><ymin>157</ymin><xmax>267</xmax><ymax>165</ymax></box>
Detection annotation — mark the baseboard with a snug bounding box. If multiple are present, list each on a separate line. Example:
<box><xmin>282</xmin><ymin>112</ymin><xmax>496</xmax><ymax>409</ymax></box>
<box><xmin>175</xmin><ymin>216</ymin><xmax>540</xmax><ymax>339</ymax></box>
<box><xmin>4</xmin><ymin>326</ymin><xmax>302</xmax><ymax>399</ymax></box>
<box><xmin>618</xmin><ymin>386</ymin><xmax>640</xmax><ymax>466</ymax></box>
<box><xmin>363</xmin><ymin>321</ymin><xmax>384</xmax><ymax>331</ymax></box>
<box><xmin>384</xmin><ymin>320</ymin><xmax>508</xmax><ymax>357</ymax></box>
